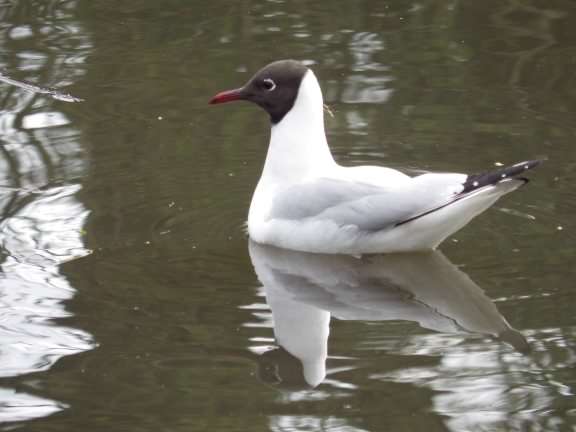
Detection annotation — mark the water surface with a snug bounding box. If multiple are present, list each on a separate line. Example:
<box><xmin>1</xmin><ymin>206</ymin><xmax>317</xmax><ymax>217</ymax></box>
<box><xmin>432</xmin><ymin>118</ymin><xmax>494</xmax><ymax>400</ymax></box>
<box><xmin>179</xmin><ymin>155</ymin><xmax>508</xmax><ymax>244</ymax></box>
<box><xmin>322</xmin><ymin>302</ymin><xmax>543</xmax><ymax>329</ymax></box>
<box><xmin>0</xmin><ymin>1</ymin><xmax>574</xmax><ymax>431</ymax></box>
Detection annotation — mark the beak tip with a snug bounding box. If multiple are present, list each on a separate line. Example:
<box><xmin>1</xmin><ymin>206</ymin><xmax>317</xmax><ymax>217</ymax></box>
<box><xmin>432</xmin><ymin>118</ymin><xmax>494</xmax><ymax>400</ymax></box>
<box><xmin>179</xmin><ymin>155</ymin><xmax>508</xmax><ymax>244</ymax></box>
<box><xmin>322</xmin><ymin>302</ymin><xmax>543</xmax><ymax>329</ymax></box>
<box><xmin>209</xmin><ymin>88</ymin><xmax>243</xmax><ymax>105</ymax></box>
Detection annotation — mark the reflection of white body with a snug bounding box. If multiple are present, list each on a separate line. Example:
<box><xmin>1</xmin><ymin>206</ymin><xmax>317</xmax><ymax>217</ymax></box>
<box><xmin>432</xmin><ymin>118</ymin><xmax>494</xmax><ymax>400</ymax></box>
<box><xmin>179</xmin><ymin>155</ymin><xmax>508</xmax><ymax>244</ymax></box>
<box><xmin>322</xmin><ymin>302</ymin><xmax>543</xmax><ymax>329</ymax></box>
<box><xmin>249</xmin><ymin>241</ymin><xmax>527</xmax><ymax>387</ymax></box>
<box><xmin>265</xmin><ymin>292</ymin><xmax>330</xmax><ymax>387</ymax></box>
<box><xmin>247</xmin><ymin>68</ymin><xmax>534</xmax><ymax>254</ymax></box>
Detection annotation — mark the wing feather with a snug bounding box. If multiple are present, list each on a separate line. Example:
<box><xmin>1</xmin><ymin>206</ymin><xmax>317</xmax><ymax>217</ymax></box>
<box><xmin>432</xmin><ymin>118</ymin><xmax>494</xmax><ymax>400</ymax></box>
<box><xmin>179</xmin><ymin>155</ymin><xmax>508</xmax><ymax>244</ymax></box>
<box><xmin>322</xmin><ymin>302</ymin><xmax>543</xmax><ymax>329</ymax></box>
<box><xmin>269</xmin><ymin>173</ymin><xmax>467</xmax><ymax>231</ymax></box>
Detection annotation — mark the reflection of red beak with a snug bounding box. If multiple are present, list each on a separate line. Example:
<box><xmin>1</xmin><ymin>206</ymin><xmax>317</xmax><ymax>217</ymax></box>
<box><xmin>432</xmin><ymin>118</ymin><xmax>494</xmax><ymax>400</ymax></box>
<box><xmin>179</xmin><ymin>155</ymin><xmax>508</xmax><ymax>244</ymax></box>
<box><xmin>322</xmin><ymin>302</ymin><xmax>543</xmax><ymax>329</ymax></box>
<box><xmin>209</xmin><ymin>87</ymin><xmax>244</xmax><ymax>104</ymax></box>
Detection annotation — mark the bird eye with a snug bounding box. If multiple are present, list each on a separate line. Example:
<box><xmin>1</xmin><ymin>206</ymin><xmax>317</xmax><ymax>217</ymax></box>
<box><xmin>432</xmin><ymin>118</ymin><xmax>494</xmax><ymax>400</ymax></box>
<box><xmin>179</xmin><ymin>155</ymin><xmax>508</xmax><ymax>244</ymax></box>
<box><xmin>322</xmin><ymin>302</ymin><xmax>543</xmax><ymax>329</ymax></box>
<box><xmin>262</xmin><ymin>78</ymin><xmax>276</xmax><ymax>91</ymax></box>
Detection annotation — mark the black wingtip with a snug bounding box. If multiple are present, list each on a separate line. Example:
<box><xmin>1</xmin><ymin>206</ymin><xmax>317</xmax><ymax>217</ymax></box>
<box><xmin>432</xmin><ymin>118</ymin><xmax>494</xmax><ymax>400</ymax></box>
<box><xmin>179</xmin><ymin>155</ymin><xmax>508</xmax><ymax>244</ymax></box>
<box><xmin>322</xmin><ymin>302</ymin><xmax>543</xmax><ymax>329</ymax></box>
<box><xmin>461</xmin><ymin>159</ymin><xmax>543</xmax><ymax>194</ymax></box>
<box><xmin>395</xmin><ymin>159</ymin><xmax>543</xmax><ymax>228</ymax></box>
<box><xmin>513</xmin><ymin>159</ymin><xmax>544</xmax><ymax>171</ymax></box>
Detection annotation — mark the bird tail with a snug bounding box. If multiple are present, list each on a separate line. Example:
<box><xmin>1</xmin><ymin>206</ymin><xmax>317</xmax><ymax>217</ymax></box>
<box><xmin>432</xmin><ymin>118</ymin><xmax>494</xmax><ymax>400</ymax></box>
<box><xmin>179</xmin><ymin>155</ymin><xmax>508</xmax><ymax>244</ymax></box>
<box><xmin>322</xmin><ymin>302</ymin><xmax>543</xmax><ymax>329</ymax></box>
<box><xmin>461</xmin><ymin>160</ymin><xmax>543</xmax><ymax>194</ymax></box>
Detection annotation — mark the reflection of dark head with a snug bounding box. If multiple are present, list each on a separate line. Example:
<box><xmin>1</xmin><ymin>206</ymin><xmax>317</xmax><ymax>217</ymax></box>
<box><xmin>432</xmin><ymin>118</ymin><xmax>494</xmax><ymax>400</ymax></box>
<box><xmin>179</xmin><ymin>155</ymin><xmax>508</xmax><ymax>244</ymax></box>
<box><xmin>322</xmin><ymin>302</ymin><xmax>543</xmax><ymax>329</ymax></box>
<box><xmin>256</xmin><ymin>346</ymin><xmax>313</xmax><ymax>391</ymax></box>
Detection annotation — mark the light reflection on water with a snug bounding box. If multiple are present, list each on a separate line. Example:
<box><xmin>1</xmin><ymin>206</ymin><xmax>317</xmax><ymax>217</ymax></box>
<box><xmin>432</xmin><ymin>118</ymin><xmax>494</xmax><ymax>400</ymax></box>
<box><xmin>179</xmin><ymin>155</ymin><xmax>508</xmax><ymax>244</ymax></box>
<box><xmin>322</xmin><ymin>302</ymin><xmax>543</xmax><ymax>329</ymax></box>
<box><xmin>0</xmin><ymin>135</ymin><xmax>94</xmax><ymax>420</ymax></box>
<box><xmin>0</xmin><ymin>134</ymin><xmax>94</xmax><ymax>423</ymax></box>
<box><xmin>0</xmin><ymin>388</ymin><xmax>67</xmax><ymax>423</ymax></box>
<box><xmin>0</xmin><ymin>0</ymin><xmax>94</xmax><ymax>423</ymax></box>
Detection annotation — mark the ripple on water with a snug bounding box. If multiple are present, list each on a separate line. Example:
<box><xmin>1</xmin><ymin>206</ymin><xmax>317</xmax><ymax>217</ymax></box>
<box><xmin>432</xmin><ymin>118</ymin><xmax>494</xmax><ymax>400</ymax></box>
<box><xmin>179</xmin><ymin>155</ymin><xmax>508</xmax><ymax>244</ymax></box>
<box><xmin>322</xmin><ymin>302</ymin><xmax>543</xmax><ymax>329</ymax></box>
<box><xmin>150</xmin><ymin>169</ymin><xmax>251</xmax><ymax>260</ymax></box>
<box><xmin>0</xmin><ymin>0</ymin><xmax>99</xmax><ymax>426</ymax></box>
<box><xmin>0</xmin><ymin>183</ymin><xmax>96</xmax><ymax>421</ymax></box>
<box><xmin>0</xmin><ymin>184</ymin><xmax>95</xmax><ymax>376</ymax></box>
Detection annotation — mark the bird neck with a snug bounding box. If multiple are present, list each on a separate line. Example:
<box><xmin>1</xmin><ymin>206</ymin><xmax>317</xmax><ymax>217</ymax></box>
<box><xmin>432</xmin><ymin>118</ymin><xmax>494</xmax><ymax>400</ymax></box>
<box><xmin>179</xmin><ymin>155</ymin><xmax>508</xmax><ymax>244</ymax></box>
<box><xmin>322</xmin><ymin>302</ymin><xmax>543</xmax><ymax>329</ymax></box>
<box><xmin>261</xmin><ymin>70</ymin><xmax>335</xmax><ymax>185</ymax></box>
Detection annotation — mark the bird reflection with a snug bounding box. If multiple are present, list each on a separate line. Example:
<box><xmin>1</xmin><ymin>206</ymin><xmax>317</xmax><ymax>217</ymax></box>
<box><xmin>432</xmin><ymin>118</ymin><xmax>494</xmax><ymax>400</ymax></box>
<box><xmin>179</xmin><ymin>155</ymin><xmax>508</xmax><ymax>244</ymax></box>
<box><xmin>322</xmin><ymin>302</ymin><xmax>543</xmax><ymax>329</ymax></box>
<box><xmin>249</xmin><ymin>240</ymin><xmax>529</xmax><ymax>389</ymax></box>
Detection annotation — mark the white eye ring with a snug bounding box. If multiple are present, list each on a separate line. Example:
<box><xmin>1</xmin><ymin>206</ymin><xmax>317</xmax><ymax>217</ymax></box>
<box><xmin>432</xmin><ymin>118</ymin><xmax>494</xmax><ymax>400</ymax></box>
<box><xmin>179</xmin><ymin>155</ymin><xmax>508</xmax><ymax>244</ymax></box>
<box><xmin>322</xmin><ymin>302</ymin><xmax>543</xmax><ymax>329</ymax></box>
<box><xmin>263</xmin><ymin>78</ymin><xmax>276</xmax><ymax>91</ymax></box>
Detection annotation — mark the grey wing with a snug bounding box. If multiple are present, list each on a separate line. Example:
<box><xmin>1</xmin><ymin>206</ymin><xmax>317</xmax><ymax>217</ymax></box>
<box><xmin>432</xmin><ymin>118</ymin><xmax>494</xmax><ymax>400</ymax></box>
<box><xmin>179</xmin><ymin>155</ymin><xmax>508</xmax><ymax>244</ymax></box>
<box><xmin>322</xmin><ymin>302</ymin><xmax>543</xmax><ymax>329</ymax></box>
<box><xmin>270</xmin><ymin>178</ymin><xmax>382</xmax><ymax>220</ymax></box>
<box><xmin>269</xmin><ymin>178</ymin><xmax>423</xmax><ymax>231</ymax></box>
<box><xmin>317</xmin><ymin>194</ymin><xmax>423</xmax><ymax>231</ymax></box>
<box><xmin>269</xmin><ymin>175</ymin><xmax>467</xmax><ymax>231</ymax></box>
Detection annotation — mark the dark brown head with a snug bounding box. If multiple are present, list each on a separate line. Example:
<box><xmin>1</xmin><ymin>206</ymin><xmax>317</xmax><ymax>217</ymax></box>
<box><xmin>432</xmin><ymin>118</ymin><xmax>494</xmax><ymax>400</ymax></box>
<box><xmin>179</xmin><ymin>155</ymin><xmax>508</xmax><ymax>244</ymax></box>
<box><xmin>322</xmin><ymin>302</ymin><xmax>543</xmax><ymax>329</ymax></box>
<box><xmin>209</xmin><ymin>60</ymin><xmax>309</xmax><ymax>124</ymax></box>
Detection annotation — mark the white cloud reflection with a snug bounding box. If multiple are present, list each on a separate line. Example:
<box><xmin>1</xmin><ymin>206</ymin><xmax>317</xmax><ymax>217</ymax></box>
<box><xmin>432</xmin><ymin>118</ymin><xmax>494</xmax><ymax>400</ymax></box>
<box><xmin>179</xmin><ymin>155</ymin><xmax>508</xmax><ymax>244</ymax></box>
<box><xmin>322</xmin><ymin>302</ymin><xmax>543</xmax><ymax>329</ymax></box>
<box><xmin>0</xmin><ymin>388</ymin><xmax>67</xmax><ymax>423</ymax></box>
<box><xmin>0</xmin><ymin>0</ymin><xmax>94</xmax><ymax>423</ymax></box>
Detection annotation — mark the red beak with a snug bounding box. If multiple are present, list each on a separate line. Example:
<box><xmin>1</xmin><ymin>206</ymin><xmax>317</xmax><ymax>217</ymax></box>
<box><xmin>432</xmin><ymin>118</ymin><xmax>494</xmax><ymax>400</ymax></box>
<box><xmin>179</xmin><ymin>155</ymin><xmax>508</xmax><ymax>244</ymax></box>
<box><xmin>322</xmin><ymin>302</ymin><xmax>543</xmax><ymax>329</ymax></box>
<box><xmin>209</xmin><ymin>87</ymin><xmax>244</xmax><ymax>104</ymax></box>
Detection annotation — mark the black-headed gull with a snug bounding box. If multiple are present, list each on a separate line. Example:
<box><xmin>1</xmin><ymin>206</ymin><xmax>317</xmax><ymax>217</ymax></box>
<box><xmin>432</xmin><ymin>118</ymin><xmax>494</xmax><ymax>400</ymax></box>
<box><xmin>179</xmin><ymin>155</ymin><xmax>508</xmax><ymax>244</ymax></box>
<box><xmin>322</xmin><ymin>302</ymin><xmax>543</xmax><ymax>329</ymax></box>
<box><xmin>210</xmin><ymin>60</ymin><xmax>541</xmax><ymax>254</ymax></box>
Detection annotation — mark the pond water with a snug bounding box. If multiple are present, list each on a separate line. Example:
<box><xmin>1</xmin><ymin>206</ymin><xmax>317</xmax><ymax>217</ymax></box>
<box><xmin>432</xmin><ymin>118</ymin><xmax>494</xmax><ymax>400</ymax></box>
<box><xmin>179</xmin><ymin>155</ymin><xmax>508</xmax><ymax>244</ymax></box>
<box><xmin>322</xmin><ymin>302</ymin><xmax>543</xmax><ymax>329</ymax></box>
<box><xmin>0</xmin><ymin>1</ymin><xmax>574</xmax><ymax>431</ymax></box>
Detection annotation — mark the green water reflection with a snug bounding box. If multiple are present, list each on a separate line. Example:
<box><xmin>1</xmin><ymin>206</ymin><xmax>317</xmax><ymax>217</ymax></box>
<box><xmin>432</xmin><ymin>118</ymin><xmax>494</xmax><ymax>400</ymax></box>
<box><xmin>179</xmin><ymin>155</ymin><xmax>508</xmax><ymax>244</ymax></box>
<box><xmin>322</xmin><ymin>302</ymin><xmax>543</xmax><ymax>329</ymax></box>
<box><xmin>0</xmin><ymin>0</ymin><xmax>573</xmax><ymax>431</ymax></box>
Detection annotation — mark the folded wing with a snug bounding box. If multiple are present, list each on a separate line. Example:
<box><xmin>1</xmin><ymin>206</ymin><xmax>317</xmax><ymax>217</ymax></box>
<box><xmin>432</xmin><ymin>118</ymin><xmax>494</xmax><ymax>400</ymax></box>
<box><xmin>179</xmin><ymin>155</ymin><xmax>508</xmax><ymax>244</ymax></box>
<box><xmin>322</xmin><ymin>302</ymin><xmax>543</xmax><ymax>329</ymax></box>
<box><xmin>269</xmin><ymin>174</ymin><xmax>464</xmax><ymax>231</ymax></box>
<box><xmin>268</xmin><ymin>160</ymin><xmax>541</xmax><ymax>232</ymax></box>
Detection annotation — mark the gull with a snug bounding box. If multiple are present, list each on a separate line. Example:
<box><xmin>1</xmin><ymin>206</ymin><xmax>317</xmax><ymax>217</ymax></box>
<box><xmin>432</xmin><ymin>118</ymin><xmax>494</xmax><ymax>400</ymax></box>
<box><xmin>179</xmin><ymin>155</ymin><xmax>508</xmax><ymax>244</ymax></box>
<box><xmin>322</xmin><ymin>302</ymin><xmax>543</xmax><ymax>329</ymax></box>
<box><xmin>210</xmin><ymin>60</ymin><xmax>541</xmax><ymax>254</ymax></box>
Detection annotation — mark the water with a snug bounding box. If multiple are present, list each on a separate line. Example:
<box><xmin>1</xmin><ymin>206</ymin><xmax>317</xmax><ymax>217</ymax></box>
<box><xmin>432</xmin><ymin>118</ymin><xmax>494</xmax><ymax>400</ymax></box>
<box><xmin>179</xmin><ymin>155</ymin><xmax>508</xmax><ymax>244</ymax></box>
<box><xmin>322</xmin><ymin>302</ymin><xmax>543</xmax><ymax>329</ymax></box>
<box><xmin>0</xmin><ymin>0</ymin><xmax>574</xmax><ymax>431</ymax></box>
